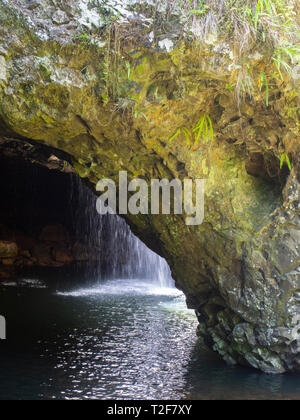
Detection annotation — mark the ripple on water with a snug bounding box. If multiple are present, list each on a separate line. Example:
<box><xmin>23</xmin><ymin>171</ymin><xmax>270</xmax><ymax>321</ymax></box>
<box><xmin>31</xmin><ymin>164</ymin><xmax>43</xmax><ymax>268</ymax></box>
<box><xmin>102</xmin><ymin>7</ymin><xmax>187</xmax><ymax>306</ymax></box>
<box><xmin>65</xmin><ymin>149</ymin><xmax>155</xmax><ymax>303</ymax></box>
<box><xmin>50</xmin><ymin>279</ymin><xmax>199</xmax><ymax>399</ymax></box>
<box><xmin>0</xmin><ymin>278</ymin><xmax>299</xmax><ymax>400</ymax></box>
<box><xmin>56</xmin><ymin>279</ymin><xmax>183</xmax><ymax>298</ymax></box>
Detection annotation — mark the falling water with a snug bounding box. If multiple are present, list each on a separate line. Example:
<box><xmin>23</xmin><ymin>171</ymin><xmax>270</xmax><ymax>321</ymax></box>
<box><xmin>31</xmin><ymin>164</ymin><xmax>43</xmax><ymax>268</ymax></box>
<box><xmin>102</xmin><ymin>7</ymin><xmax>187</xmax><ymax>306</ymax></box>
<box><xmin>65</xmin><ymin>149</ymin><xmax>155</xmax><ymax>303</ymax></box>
<box><xmin>69</xmin><ymin>175</ymin><xmax>174</xmax><ymax>287</ymax></box>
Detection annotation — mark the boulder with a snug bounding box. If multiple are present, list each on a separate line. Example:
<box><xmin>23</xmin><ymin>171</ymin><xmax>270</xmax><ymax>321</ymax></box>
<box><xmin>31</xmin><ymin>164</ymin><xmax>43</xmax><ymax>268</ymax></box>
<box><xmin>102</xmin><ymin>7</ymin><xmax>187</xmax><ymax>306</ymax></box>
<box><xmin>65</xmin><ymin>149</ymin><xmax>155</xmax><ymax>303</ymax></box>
<box><xmin>39</xmin><ymin>225</ymin><xmax>69</xmax><ymax>243</ymax></box>
<box><xmin>0</xmin><ymin>266</ymin><xmax>14</xmax><ymax>280</ymax></box>
<box><xmin>1</xmin><ymin>258</ymin><xmax>16</xmax><ymax>266</ymax></box>
<box><xmin>0</xmin><ymin>241</ymin><xmax>18</xmax><ymax>259</ymax></box>
<box><xmin>32</xmin><ymin>243</ymin><xmax>53</xmax><ymax>266</ymax></box>
<box><xmin>52</xmin><ymin>10</ymin><xmax>69</xmax><ymax>25</ymax></box>
<box><xmin>53</xmin><ymin>247</ymin><xmax>73</xmax><ymax>264</ymax></box>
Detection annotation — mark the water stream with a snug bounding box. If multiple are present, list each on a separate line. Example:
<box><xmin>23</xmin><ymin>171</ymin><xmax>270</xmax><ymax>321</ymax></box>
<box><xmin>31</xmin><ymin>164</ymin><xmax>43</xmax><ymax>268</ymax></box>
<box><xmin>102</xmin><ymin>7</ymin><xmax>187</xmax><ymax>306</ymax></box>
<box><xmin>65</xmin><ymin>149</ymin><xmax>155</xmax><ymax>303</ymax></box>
<box><xmin>69</xmin><ymin>175</ymin><xmax>173</xmax><ymax>286</ymax></box>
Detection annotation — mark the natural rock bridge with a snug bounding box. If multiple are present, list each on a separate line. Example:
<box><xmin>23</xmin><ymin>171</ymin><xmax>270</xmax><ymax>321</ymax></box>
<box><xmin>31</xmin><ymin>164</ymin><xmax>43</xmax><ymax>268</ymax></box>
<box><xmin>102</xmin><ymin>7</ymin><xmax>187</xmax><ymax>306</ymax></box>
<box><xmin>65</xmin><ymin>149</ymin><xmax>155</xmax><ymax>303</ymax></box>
<box><xmin>0</xmin><ymin>0</ymin><xmax>299</xmax><ymax>373</ymax></box>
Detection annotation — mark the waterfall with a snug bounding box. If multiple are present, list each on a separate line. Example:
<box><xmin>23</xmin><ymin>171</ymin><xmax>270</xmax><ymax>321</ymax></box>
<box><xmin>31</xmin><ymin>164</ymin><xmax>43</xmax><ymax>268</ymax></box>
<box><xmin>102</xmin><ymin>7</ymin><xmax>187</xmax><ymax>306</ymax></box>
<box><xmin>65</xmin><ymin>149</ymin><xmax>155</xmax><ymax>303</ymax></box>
<box><xmin>69</xmin><ymin>175</ymin><xmax>174</xmax><ymax>288</ymax></box>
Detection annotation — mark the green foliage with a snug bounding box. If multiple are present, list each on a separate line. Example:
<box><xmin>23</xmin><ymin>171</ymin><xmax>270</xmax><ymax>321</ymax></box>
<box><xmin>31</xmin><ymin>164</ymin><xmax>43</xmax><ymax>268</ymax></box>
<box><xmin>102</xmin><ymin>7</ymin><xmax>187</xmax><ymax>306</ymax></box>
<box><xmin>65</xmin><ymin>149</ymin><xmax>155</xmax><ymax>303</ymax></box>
<box><xmin>77</xmin><ymin>32</ymin><xmax>92</xmax><ymax>47</ymax></box>
<box><xmin>242</xmin><ymin>64</ymin><xmax>255</xmax><ymax>95</ymax></box>
<box><xmin>169</xmin><ymin>127</ymin><xmax>192</xmax><ymax>147</ymax></box>
<box><xmin>193</xmin><ymin>114</ymin><xmax>214</xmax><ymax>145</ymax></box>
<box><xmin>259</xmin><ymin>72</ymin><xmax>269</xmax><ymax>106</ymax></box>
<box><xmin>254</xmin><ymin>0</ymin><xmax>277</xmax><ymax>29</ymax></box>
<box><xmin>189</xmin><ymin>8</ymin><xmax>209</xmax><ymax>17</ymax></box>
<box><xmin>169</xmin><ymin>128</ymin><xmax>182</xmax><ymax>143</ymax></box>
<box><xmin>182</xmin><ymin>127</ymin><xmax>192</xmax><ymax>147</ymax></box>
<box><xmin>272</xmin><ymin>45</ymin><xmax>300</xmax><ymax>79</ymax></box>
<box><xmin>134</xmin><ymin>108</ymin><xmax>149</xmax><ymax>120</ymax></box>
<box><xmin>249</xmin><ymin>0</ymin><xmax>299</xmax><ymax>44</ymax></box>
<box><xmin>226</xmin><ymin>83</ymin><xmax>233</xmax><ymax>93</ymax></box>
<box><xmin>236</xmin><ymin>64</ymin><xmax>255</xmax><ymax>102</ymax></box>
<box><xmin>280</xmin><ymin>153</ymin><xmax>292</xmax><ymax>171</ymax></box>
<box><xmin>169</xmin><ymin>113</ymin><xmax>214</xmax><ymax>147</ymax></box>
<box><xmin>126</xmin><ymin>62</ymin><xmax>131</xmax><ymax>79</ymax></box>
<box><xmin>188</xmin><ymin>0</ymin><xmax>210</xmax><ymax>18</ymax></box>
<box><xmin>38</xmin><ymin>63</ymin><xmax>51</xmax><ymax>82</ymax></box>
<box><xmin>88</xmin><ymin>0</ymin><xmax>120</xmax><ymax>26</ymax></box>
<box><xmin>100</xmin><ymin>24</ymin><xmax>135</xmax><ymax>104</ymax></box>
<box><xmin>93</xmin><ymin>0</ymin><xmax>299</xmax><ymax>109</ymax></box>
<box><xmin>178</xmin><ymin>0</ymin><xmax>299</xmax><ymax>61</ymax></box>
<box><xmin>102</xmin><ymin>24</ymin><xmax>123</xmax><ymax>102</ymax></box>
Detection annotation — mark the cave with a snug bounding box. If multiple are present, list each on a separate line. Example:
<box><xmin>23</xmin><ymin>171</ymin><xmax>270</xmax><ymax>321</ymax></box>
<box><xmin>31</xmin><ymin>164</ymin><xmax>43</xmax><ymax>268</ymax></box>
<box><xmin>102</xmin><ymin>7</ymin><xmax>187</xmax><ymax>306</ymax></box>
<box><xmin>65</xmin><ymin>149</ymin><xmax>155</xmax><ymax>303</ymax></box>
<box><xmin>0</xmin><ymin>138</ymin><xmax>171</xmax><ymax>285</ymax></box>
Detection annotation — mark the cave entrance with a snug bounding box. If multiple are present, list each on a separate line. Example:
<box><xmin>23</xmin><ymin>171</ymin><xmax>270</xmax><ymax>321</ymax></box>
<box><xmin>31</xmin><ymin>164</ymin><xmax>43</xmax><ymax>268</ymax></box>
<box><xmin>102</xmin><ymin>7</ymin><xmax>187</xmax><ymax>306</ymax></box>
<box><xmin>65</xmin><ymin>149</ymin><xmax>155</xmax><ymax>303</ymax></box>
<box><xmin>0</xmin><ymin>140</ymin><xmax>173</xmax><ymax>292</ymax></box>
<box><xmin>0</xmin><ymin>144</ymin><xmax>202</xmax><ymax>400</ymax></box>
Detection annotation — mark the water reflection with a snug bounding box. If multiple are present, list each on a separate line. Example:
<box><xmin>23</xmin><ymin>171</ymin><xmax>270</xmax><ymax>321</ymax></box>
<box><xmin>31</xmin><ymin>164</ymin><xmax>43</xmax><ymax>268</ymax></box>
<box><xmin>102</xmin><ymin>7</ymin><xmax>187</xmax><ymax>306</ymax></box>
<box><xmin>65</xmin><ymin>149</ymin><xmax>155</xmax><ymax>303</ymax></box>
<box><xmin>47</xmin><ymin>282</ymin><xmax>197</xmax><ymax>400</ymax></box>
<box><xmin>0</xmin><ymin>280</ymin><xmax>299</xmax><ymax>400</ymax></box>
<box><xmin>184</xmin><ymin>340</ymin><xmax>300</xmax><ymax>400</ymax></box>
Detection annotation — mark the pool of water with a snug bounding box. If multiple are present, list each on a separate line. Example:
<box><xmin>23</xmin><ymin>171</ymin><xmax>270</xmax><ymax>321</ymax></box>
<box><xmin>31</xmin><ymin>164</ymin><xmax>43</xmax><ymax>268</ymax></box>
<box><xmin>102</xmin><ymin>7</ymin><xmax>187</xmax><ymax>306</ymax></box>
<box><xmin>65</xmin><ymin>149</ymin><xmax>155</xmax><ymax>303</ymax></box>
<box><xmin>0</xmin><ymin>278</ymin><xmax>299</xmax><ymax>400</ymax></box>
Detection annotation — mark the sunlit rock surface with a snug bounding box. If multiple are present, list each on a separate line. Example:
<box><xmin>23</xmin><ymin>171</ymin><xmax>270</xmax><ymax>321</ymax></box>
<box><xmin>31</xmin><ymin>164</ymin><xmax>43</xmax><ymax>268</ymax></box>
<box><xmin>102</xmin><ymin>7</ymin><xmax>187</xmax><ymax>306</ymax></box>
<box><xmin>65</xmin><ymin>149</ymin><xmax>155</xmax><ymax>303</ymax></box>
<box><xmin>0</xmin><ymin>0</ymin><xmax>299</xmax><ymax>373</ymax></box>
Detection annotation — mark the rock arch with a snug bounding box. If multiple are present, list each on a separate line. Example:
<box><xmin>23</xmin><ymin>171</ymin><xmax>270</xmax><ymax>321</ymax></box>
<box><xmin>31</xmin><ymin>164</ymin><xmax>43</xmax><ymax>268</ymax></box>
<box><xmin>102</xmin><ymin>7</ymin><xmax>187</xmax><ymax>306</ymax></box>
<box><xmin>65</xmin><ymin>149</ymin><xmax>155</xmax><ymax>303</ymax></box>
<box><xmin>0</xmin><ymin>0</ymin><xmax>299</xmax><ymax>373</ymax></box>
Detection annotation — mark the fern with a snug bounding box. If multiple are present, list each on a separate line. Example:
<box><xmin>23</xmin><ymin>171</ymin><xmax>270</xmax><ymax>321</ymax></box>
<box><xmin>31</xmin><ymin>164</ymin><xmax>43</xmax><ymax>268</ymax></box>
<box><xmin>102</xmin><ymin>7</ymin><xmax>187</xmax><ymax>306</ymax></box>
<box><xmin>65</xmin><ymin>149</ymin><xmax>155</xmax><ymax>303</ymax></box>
<box><xmin>169</xmin><ymin>127</ymin><xmax>192</xmax><ymax>147</ymax></box>
<box><xmin>182</xmin><ymin>127</ymin><xmax>192</xmax><ymax>147</ymax></box>
<box><xmin>169</xmin><ymin>114</ymin><xmax>214</xmax><ymax>148</ymax></box>
<box><xmin>169</xmin><ymin>129</ymin><xmax>181</xmax><ymax>143</ymax></box>
<box><xmin>280</xmin><ymin>153</ymin><xmax>292</xmax><ymax>171</ymax></box>
<box><xmin>193</xmin><ymin>114</ymin><xmax>214</xmax><ymax>145</ymax></box>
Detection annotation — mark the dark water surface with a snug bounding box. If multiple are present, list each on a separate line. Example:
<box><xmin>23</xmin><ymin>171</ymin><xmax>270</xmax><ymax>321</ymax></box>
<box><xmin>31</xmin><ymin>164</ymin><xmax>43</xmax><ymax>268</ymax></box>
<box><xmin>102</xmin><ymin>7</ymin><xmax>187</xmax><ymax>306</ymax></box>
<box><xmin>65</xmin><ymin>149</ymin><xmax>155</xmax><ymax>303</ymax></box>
<box><xmin>0</xmin><ymin>278</ymin><xmax>299</xmax><ymax>400</ymax></box>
